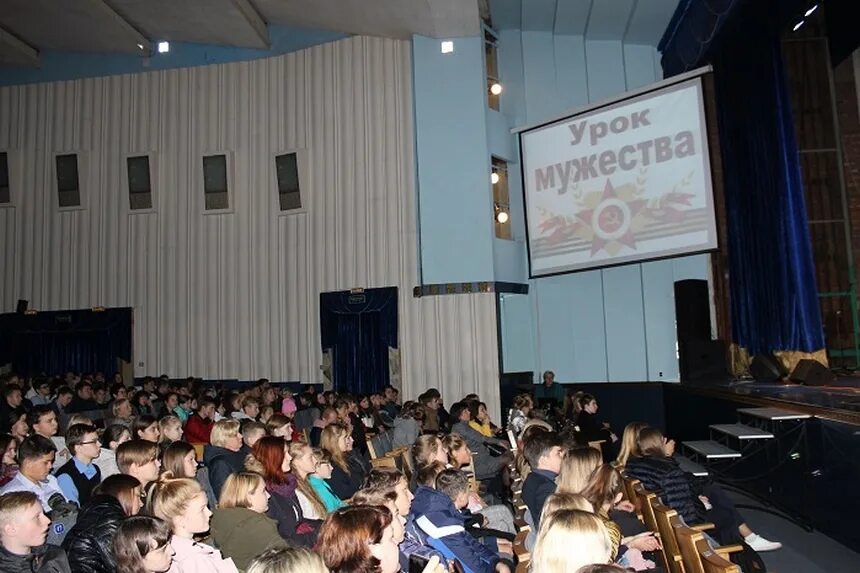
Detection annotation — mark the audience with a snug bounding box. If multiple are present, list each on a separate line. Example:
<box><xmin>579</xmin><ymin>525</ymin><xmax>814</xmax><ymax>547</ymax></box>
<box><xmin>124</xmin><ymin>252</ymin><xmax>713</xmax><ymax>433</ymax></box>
<box><xmin>246</xmin><ymin>546</ymin><xmax>327</xmax><ymax>573</ymax></box>
<box><xmin>0</xmin><ymin>436</ymin><xmax>17</xmax><ymax>488</ymax></box>
<box><xmin>320</xmin><ymin>423</ymin><xmax>369</xmax><ymax>500</ymax></box>
<box><xmin>316</xmin><ymin>505</ymin><xmax>402</xmax><ymax>573</ymax></box>
<box><xmin>0</xmin><ymin>435</ymin><xmax>67</xmax><ymax>511</ymax></box>
<box><xmin>308</xmin><ymin>448</ymin><xmax>344</xmax><ymax>512</ymax></box>
<box><xmin>55</xmin><ymin>423</ymin><xmax>102</xmax><ymax>505</ymax></box>
<box><xmin>204</xmin><ymin>420</ymin><xmax>246</xmax><ymax>500</ymax></box>
<box><xmin>521</xmin><ymin>430</ymin><xmax>564</xmax><ymax>528</ymax></box>
<box><xmin>116</xmin><ymin>440</ymin><xmax>161</xmax><ymax>491</ymax></box>
<box><xmin>95</xmin><ymin>424</ymin><xmax>132</xmax><ymax>479</ymax></box>
<box><xmin>183</xmin><ymin>398</ymin><xmax>216</xmax><ymax>444</ymax></box>
<box><xmin>531</xmin><ymin>509</ymin><xmax>613</xmax><ymax>573</ymax></box>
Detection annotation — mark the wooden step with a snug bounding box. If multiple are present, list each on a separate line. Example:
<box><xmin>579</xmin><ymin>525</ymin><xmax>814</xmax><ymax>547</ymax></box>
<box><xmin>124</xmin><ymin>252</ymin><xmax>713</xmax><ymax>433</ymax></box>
<box><xmin>710</xmin><ymin>423</ymin><xmax>774</xmax><ymax>440</ymax></box>
<box><xmin>682</xmin><ymin>440</ymin><xmax>742</xmax><ymax>459</ymax></box>
<box><xmin>675</xmin><ymin>455</ymin><xmax>709</xmax><ymax>477</ymax></box>
<box><xmin>737</xmin><ymin>407</ymin><xmax>812</xmax><ymax>421</ymax></box>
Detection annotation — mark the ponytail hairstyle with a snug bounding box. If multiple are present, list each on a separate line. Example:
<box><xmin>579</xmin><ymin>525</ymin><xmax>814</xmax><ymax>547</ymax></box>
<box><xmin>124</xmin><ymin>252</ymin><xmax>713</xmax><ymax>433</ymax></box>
<box><xmin>146</xmin><ymin>471</ymin><xmax>205</xmax><ymax>526</ymax></box>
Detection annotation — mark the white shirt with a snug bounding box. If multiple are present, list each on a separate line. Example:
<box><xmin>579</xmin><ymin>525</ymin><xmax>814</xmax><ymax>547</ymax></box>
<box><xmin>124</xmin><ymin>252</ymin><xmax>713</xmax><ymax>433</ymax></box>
<box><xmin>50</xmin><ymin>436</ymin><xmax>71</xmax><ymax>471</ymax></box>
<box><xmin>94</xmin><ymin>448</ymin><xmax>120</xmax><ymax>479</ymax></box>
<box><xmin>0</xmin><ymin>472</ymin><xmax>67</xmax><ymax>511</ymax></box>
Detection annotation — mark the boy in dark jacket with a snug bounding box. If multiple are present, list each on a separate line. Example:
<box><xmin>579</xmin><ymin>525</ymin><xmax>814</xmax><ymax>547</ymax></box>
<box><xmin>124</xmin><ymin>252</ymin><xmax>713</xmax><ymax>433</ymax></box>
<box><xmin>410</xmin><ymin>470</ymin><xmax>510</xmax><ymax>573</ymax></box>
<box><xmin>520</xmin><ymin>429</ymin><xmax>563</xmax><ymax>528</ymax></box>
<box><xmin>0</xmin><ymin>491</ymin><xmax>71</xmax><ymax>573</ymax></box>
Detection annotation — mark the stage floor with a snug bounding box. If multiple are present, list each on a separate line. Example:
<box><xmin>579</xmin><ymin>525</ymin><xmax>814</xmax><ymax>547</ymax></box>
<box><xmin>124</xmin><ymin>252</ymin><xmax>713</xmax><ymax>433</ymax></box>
<box><xmin>683</xmin><ymin>375</ymin><xmax>860</xmax><ymax>424</ymax></box>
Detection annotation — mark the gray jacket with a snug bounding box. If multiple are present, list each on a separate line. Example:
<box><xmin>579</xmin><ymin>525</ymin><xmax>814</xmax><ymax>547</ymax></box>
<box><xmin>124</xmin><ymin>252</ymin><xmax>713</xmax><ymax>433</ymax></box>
<box><xmin>391</xmin><ymin>417</ymin><xmax>420</xmax><ymax>449</ymax></box>
<box><xmin>451</xmin><ymin>422</ymin><xmax>507</xmax><ymax>480</ymax></box>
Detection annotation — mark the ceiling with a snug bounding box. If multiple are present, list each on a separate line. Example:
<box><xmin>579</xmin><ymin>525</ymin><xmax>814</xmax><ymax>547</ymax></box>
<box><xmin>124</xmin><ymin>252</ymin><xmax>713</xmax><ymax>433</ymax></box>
<box><xmin>0</xmin><ymin>0</ymin><xmax>482</xmax><ymax>68</ymax></box>
<box><xmin>0</xmin><ymin>0</ymin><xmax>679</xmax><ymax>69</ymax></box>
<box><xmin>488</xmin><ymin>0</ymin><xmax>681</xmax><ymax>43</ymax></box>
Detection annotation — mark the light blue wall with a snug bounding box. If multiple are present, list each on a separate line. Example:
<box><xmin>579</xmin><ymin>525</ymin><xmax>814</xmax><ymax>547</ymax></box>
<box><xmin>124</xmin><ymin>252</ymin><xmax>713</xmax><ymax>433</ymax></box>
<box><xmin>413</xmin><ymin>35</ymin><xmax>496</xmax><ymax>284</ymax></box>
<box><xmin>493</xmin><ymin>30</ymin><xmax>710</xmax><ymax>382</ymax></box>
<box><xmin>0</xmin><ymin>25</ymin><xmax>347</xmax><ymax>86</ymax></box>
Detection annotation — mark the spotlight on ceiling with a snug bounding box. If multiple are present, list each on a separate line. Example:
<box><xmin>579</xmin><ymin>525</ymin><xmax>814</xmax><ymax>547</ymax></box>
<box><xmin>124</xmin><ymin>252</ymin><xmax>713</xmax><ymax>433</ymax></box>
<box><xmin>491</xmin><ymin>172</ymin><xmax>500</xmax><ymax>185</ymax></box>
<box><xmin>158</xmin><ymin>41</ymin><xmax>170</xmax><ymax>54</ymax></box>
<box><xmin>490</xmin><ymin>82</ymin><xmax>503</xmax><ymax>96</ymax></box>
<box><xmin>805</xmin><ymin>4</ymin><xmax>818</xmax><ymax>17</ymax></box>
<box><xmin>496</xmin><ymin>210</ymin><xmax>509</xmax><ymax>224</ymax></box>
<box><xmin>136</xmin><ymin>43</ymin><xmax>144</xmax><ymax>51</ymax></box>
<box><xmin>792</xmin><ymin>20</ymin><xmax>805</xmax><ymax>32</ymax></box>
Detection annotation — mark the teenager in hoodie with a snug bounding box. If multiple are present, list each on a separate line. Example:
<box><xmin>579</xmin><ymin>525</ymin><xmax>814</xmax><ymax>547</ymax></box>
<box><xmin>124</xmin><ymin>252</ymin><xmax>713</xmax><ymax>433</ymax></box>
<box><xmin>391</xmin><ymin>402</ymin><xmax>424</xmax><ymax>449</ymax></box>
<box><xmin>410</xmin><ymin>469</ymin><xmax>511</xmax><ymax>573</ymax></box>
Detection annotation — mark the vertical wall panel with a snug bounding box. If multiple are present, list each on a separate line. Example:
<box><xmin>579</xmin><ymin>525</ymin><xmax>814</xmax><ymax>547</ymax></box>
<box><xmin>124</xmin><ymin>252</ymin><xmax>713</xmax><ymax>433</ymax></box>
<box><xmin>0</xmin><ymin>37</ymin><xmax>500</xmax><ymax>415</ymax></box>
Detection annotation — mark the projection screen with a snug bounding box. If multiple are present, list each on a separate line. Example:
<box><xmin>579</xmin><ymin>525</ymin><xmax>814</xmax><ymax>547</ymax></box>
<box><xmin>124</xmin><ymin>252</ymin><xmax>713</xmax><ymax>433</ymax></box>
<box><xmin>519</xmin><ymin>73</ymin><xmax>717</xmax><ymax>277</ymax></box>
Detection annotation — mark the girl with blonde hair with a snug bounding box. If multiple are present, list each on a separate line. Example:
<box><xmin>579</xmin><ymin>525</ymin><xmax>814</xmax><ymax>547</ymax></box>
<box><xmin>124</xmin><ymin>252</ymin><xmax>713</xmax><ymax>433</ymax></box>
<box><xmin>289</xmin><ymin>441</ymin><xmax>328</xmax><ymax>519</ymax></box>
<box><xmin>615</xmin><ymin>421</ymin><xmax>648</xmax><ymax>468</ymax></box>
<box><xmin>320</xmin><ymin>423</ymin><xmax>369</xmax><ymax>499</ymax></box>
<box><xmin>211</xmin><ymin>472</ymin><xmax>285</xmax><ymax>571</ymax></box>
<box><xmin>246</xmin><ymin>547</ymin><xmax>328</xmax><ymax>573</ymax></box>
<box><xmin>148</xmin><ymin>472</ymin><xmax>238</xmax><ymax>572</ymax></box>
<box><xmin>531</xmin><ymin>509</ymin><xmax>613</xmax><ymax>573</ymax></box>
<box><xmin>557</xmin><ymin>447</ymin><xmax>602</xmax><ymax>495</ymax></box>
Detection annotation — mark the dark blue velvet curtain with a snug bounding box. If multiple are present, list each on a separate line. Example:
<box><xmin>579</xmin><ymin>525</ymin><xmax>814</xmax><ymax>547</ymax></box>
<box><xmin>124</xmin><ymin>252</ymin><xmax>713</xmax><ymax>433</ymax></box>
<box><xmin>0</xmin><ymin>308</ymin><xmax>132</xmax><ymax>375</ymax></box>
<box><xmin>660</xmin><ymin>0</ymin><xmax>825</xmax><ymax>354</ymax></box>
<box><xmin>319</xmin><ymin>288</ymin><xmax>398</xmax><ymax>394</ymax></box>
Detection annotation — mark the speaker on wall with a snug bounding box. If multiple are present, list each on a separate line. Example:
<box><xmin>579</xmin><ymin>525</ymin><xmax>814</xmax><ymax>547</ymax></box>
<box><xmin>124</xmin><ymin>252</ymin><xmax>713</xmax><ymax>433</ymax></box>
<box><xmin>127</xmin><ymin>155</ymin><xmax>153</xmax><ymax>210</ymax></box>
<box><xmin>16</xmin><ymin>299</ymin><xmax>28</xmax><ymax>314</ymax></box>
<box><xmin>750</xmin><ymin>354</ymin><xmax>788</xmax><ymax>383</ymax></box>
<box><xmin>275</xmin><ymin>152</ymin><xmax>302</xmax><ymax>211</ymax></box>
<box><xmin>790</xmin><ymin>359</ymin><xmax>835</xmax><ymax>387</ymax></box>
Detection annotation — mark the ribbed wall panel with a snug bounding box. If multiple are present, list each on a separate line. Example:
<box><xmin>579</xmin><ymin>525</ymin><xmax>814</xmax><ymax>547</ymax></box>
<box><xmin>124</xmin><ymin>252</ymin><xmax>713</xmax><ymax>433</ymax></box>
<box><xmin>0</xmin><ymin>37</ymin><xmax>499</xmax><ymax>413</ymax></box>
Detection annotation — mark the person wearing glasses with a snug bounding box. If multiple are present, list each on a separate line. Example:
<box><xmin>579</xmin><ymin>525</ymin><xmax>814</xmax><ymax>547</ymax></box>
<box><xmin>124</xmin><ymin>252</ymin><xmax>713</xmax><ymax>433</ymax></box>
<box><xmin>55</xmin><ymin>424</ymin><xmax>103</xmax><ymax>506</ymax></box>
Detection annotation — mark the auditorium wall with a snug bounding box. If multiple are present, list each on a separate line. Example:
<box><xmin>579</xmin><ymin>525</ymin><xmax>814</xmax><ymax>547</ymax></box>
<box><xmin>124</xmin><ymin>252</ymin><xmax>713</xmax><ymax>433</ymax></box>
<box><xmin>493</xmin><ymin>29</ymin><xmax>712</xmax><ymax>383</ymax></box>
<box><xmin>0</xmin><ymin>36</ymin><xmax>501</xmax><ymax>415</ymax></box>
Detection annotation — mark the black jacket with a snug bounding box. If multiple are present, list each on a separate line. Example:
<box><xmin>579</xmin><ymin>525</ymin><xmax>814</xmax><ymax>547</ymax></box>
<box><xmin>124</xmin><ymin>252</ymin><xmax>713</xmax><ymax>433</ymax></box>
<box><xmin>624</xmin><ymin>455</ymin><xmax>705</xmax><ymax>525</ymax></box>
<box><xmin>521</xmin><ymin>469</ymin><xmax>558</xmax><ymax>528</ymax></box>
<box><xmin>266</xmin><ymin>487</ymin><xmax>320</xmax><ymax>547</ymax></box>
<box><xmin>327</xmin><ymin>451</ymin><xmax>370</xmax><ymax>500</ymax></box>
<box><xmin>575</xmin><ymin>411</ymin><xmax>612</xmax><ymax>443</ymax></box>
<box><xmin>0</xmin><ymin>544</ymin><xmax>71</xmax><ymax>573</ymax></box>
<box><xmin>203</xmin><ymin>445</ymin><xmax>246</xmax><ymax>500</ymax></box>
<box><xmin>61</xmin><ymin>495</ymin><xmax>124</xmax><ymax>573</ymax></box>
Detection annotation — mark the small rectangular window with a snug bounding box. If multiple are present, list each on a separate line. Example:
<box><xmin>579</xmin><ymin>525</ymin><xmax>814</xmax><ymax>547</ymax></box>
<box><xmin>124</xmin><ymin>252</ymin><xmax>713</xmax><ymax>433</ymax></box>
<box><xmin>127</xmin><ymin>155</ymin><xmax>153</xmax><ymax>210</ymax></box>
<box><xmin>203</xmin><ymin>154</ymin><xmax>230</xmax><ymax>211</ymax></box>
<box><xmin>0</xmin><ymin>152</ymin><xmax>9</xmax><ymax>205</ymax></box>
<box><xmin>56</xmin><ymin>153</ymin><xmax>81</xmax><ymax>208</ymax></box>
<box><xmin>493</xmin><ymin>157</ymin><xmax>511</xmax><ymax>240</ymax></box>
<box><xmin>275</xmin><ymin>152</ymin><xmax>302</xmax><ymax>211</ymax></box>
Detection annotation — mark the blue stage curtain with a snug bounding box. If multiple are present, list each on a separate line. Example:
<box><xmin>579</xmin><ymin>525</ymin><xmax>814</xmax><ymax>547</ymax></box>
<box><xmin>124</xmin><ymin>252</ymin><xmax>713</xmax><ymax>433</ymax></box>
<box><xmin>660</xmin><ymin>0</ymin><xmax>825</xmax><ymax>354</ymax></box>
<box><xmin>0</xmin><ymin>308</ymin><xmax>133</xmax><ymax>375</ymax></box>
<box><xmin>319</xmin><ymin>288</ymin><xmax>398</xmax><ymax>395</ymax></box>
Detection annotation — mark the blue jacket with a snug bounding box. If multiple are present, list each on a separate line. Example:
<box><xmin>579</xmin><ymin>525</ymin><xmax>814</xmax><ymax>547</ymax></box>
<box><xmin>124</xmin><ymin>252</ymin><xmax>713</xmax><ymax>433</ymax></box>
<box><xmin>521</xmin><ymin>469</ymin><xmax>557</xmax><ymax>529</ymax></box>
<box><xmin>410</xmin><ymin>486</ymin><xmax>500</xmax><ymax>573</ymax></box>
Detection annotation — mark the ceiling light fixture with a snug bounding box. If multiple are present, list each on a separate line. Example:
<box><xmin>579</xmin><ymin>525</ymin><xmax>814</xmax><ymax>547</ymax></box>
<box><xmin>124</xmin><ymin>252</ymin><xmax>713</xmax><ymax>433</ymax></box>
<box><xmin>804</xmin><ymin>4</ymin><xmax>818</xmax><ymax>17</ymax></box>
<box><xmin>491</xmin><ymin>172</ymin><xmax>500</xmax><ymax>185</ymax></box>
<box><xmin>441</xmin><ymin>41</ymin><xmax>454</xmax><ymax>54</ymax></box>
<box><xmin>136</xmin><ymin>43</ymin><xmax>144</xmax><ymax>50</ymax></box>
<box><xmin>490</xmin><ymin>82</ymin><xmax>503</xmax><ymax>96</ymax></box>
<box><xmin>792</xmin><ymin>20</ymin><xmax>805</xmax><ymax>32</ymax></box>
<box><xmin>158</xmin><ymin>41</ymin><xmax>170</xmax><ymax>54</ymax></box>
<box><xmin>496</xmin><ymin>210</ymin><xmax>509</xmax><ymax>224</ymax></box>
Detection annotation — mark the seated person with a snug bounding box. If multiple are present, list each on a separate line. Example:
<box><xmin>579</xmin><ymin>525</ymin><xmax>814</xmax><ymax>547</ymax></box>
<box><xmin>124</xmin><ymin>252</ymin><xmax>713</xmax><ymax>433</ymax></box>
<box><xmin>521</xmin><ymin>429</ymin><xmax>564</xmax><ymax>528</ymax></box>
<box><xmin>0</xmin><ymin>491</ymin><xmax>71</xmax><ymax>572</ymax></box>
<box><xmin>55</xmin><ymin>424</ymin><xmax>102</xmax><ymax>506</ymax></box>
<box><xmin>410</xmin><ymin>469</ymin><xmax>510</xmax><ymax>573</ymax></box>
<box><xmin>449</xmin><ymin>402</ymin><xmax>510</xmax><ymax>500</ymax></box>
<box><xmin>0</xmin><ymin>436</ymin><xmax>68</xmax><ymax>511</ymax></box>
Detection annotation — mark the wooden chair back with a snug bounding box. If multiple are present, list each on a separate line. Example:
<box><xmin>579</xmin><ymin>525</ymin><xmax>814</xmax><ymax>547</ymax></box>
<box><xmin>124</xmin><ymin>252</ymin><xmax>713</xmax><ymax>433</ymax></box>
<box><xmin>370</xmin><ymin>456</ymin><xmax>397</xmax><ymax>469</ymax></box>
<box><xmin>633</xmin><ymin>483</ymin><xmax>659</xmax><ymax>534</ymax></box>
<box><xmin>367</xmin><ymin>438</ymin><xmax>378</xmax><ymax>459</ymax></box>
<box><xmin>622</xmin><ymin>476</ymin><xmax>642</xmax><ymax>517</ymax></box>
<box><xmin>674</xmin><ymin>523</ymin><xmax>707</xmax><ymax>573</ymax></box>
<box><xmin>697</xmin><ymin>538</ymin><xmax>741</xmax><ymax>573</ymax></box>
<box><xmin>652</xmin><ymin>501</ymin><xmax>687</xmax><ymax>573</ymax></box>
<box><xmin>513</xmin><ymin>528</ymin><xmax>530</xmax><ymax>562</ymax></box>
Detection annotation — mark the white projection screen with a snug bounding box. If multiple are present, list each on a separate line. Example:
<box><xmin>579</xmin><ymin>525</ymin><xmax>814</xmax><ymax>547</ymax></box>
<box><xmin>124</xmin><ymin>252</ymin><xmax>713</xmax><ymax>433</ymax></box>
<box><xmin>519</xmin><ymin>73</ymin><xmax>717</xmax><ymax>277</ymax></box>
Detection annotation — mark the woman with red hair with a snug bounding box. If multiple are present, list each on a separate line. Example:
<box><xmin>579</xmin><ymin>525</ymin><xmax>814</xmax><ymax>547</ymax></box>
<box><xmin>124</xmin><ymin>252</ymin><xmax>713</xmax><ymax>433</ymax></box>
<box><xmin>316</xmin><ymin>506</ymin><xmax>401</xmax><ymax>573</ymax></box>
<box><xmin>249</xmin><ymin>436</ymin><xmax>320</xmax><ymax>547</ymax></box>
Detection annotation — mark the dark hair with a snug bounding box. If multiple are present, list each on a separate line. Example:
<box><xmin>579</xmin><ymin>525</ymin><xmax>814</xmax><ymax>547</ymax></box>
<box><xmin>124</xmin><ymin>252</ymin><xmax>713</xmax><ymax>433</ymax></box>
<box><xmin>26</xmin><ymin>405</ymin><xmax>55</xmax><ymax>431</ymax></box>
<box><xmin>113</xmin><ymin>515</ymin><xmax>172</xmax><ymax>573</ymax></box>
<box><xmin>56</xmin><ymin>386</ymin><xmax>74</xmax><ymax>398</ymax></box>
<box><xmin>435</xmin><ymin>468</ymin><xmax>469</xmax><ymax>500</ymax></box>
<box><xmin>76</xmin><ymin>381</ymin><xmax>93</xmax><ymax>393</ymax></box>
<box><xmin>0</xmin><ymin>434</ymin><xmax>16</xmax><ymax>462</ymax></box>
<box><xmin>415</xmin><ymin>461</ymin><xmax>446</xmax><ymax>488</ymax></box>
<box><xmin>398</xmin><ymin>401</ymin><xmax>424</xmax><ymax>421</ymax></box>
<box><xmin>197</xmin><ymin>397</ymin><xmax>217</xmax><ymax>410</ymax></box>
<box><xmin>94</xmin><ymin>474</ymin><xmax>142</xmax><ymax>516</ymax></box>
<box><xmin>17</xmin><ymin>434</ymin><xmax>56</xmax><ymax>464</ymax></box>
<box><xmin>3</xmin><ymin>384</ymin><xmax>21</xmax><ymax>398</ymax></box>
<box><xmin>240</xmin><ymin>419</ymin><xmax>266</xmax><ymax>437</ymax></box>
<box><xmin>449</xmin><ymin>401</ymin><xmax>469</xmax><ymax>422</ymax></box>
<box><xmin>523</xmin><ymin>428</ymin><xmax>562</xmax><ymax>468</ymax></box>
<box><xmin>362</xmin><ymin>467</ymin><xmax>404</xmax><ymax>491</ymax></box>
<box><xmin>637</xmin><ymin>427</ymin><xmax>666</xmax><ymax>457</ymax></box>
<box><xmin>316</xmin><ymin>505</ymin><xmax>392</xmax><ymax>573</ymax></box>
<box><xmin>110</xmin><ymin>383</ymin><xmax>126</xmax><ymax>397</ymax></box>
<box><xmin>66</xmin><ymin>423</ymin><xmax>98</xmax><ymax>455</ymax></box>
<box><xmin>102</xmin><ymin>424</ymin><xmax>132</xmax><ymax>449</ymax></box>
<box><xmin>133</xmin><ymin>415</ymin><xmax>157</xmax><ymax>440</ymax></box>
<box><xmin>576</xmin><ymin>393</ymin><xmax>597</xmax><ymax>409</ymax></box>
<box><xmin>132</xmin><ymin>391</ymin><xmax>150</xmax><ymax>407</ymax></box>
<box><xmin>581</xmin><ymin>464</ymin><xmax>623</xmax><ymax>515</ymax></box>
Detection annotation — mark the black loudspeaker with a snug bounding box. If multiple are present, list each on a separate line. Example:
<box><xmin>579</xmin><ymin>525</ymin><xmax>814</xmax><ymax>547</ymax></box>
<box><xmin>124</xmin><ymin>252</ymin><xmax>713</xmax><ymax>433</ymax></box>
<box><xmin>750</xmin><ymin>354</ymin><xmax>788</xmax><ymax>383</ymax></box>
<box><xmin>790</xmin><ymin>359</ymin><xmax>835</xmax><ymax>387</ymax></box>
<box><xmin>16</xmin><ymin>299</ymin><xmax>28</xmax><ymax>314</ymax></box>
<box><xmin>682</xmin><ymin>339</ymin><xmax>728</xmax><ymax>380</ymax></box>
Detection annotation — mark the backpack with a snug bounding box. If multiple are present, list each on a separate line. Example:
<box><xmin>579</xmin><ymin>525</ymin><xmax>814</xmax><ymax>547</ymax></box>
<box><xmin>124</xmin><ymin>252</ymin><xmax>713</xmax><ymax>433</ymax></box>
<box><xmin>46</xmin><ymin>494</ymin><xmax>79</xmax><ymax>545</ymax></box>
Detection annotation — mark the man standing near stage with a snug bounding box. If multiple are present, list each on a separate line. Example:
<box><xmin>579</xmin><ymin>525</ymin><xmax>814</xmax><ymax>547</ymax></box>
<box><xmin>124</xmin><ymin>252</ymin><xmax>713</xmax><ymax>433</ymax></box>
<box><xmin>534</xmin><ymin>371</ymin><xmax>565</xmax><ymax>414</ymax></box>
